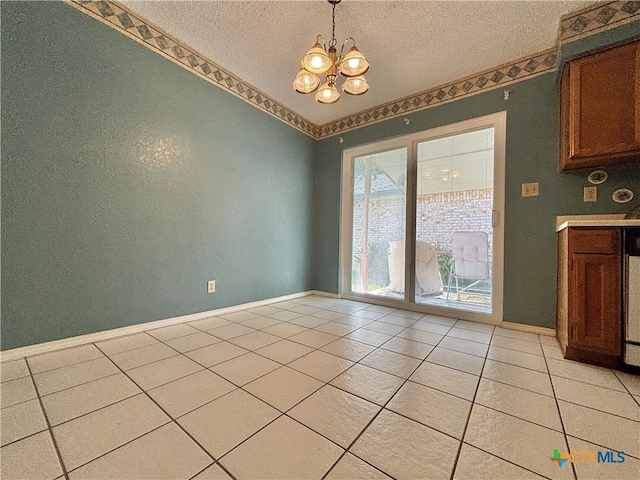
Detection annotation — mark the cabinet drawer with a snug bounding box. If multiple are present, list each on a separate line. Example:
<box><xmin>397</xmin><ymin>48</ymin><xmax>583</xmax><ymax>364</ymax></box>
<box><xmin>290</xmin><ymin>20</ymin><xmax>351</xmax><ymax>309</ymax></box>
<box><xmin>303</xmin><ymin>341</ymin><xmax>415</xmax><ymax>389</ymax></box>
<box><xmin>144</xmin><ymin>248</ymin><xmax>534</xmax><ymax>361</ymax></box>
<box><xmin>568</xmin><ymin>228</ymin><xmax>620</xmax><ymax>254</ymax></box>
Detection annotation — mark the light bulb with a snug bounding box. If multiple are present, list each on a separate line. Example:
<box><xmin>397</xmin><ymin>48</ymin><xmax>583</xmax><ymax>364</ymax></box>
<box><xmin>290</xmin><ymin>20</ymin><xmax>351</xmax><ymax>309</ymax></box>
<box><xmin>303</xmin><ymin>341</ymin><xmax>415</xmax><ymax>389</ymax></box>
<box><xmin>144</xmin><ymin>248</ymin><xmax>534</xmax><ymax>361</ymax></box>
<box><xmin>311</xmin><ymin>56</ymin><xmax>323</xmax><ymax>69</ymax></box>
<box><xmin>315</xmin><ymin>80</ymin><xmax>340</xmax><ymax>104</ymax></box>
<box><xmin>339</xmin><ymin>46</ymin><xmax>369</xmax><ymax>77</ymax></box>
<box><xmin>301</xmin><ymin>42</ymin><xmax>331</xmax><ymax>74</ymax></box>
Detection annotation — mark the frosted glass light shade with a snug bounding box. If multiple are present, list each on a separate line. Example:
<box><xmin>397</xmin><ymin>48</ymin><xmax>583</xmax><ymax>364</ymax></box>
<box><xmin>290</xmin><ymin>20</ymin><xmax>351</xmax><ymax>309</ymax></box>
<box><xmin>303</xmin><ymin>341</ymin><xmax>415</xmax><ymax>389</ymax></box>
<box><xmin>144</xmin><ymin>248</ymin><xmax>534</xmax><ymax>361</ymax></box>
<box><xmin>342</xmin><ymin>76</ymin><xmax>369</xmax><ymax>95</ymax></box>
<box><xmin>293</xmin><ymin>69</ymin><xmax>320</xmax><ymax>93</ymax></box>
<box><xmin>302</xmin><ymin>43</ymin><xmax>332</xmax><ymax>74</ymax></box>
<box><xmin>339</xmin><ymin>46</ymin><xmax>369</xmax><ymax>77</ymax></box>
<box><xmin>315</xmin><ymin>81</ymin><xmax>340</xmax><ymax>104</ymax></box>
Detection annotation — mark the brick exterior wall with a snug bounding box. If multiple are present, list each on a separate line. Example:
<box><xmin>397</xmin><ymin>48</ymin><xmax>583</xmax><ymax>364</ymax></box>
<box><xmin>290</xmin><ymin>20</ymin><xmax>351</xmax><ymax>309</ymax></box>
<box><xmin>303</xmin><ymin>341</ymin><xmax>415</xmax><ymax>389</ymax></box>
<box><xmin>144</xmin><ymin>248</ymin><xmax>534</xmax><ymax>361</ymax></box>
<box><xmin>353</xmin><ymin>188</ymin><xmax>494</xmax><ymax>253</ymax></box>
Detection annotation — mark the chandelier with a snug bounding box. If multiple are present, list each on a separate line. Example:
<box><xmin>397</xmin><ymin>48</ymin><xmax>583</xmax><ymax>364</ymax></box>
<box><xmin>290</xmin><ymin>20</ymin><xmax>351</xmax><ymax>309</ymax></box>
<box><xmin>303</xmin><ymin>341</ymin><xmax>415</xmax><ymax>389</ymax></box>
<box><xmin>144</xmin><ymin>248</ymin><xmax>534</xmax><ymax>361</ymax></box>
<box><xmin>293</xmin><ymin>0</ymin><xmax>369</xmax><ymax>104</ymax></box>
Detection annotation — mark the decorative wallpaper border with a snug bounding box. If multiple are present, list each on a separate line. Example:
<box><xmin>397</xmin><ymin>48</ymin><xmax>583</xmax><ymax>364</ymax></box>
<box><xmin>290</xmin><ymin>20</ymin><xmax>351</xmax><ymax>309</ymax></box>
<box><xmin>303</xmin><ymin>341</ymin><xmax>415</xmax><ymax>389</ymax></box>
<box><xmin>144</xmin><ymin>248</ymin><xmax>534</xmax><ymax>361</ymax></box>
<box><xmin>67</xmin><ymin>0</ymin><xmax>639</xmax><ymax>140</ymax></box>
<box><xmin>558</xmin><ymin>0</ymin><xmax>640</xmax><ymax>43</ymax></box>
<box><xmin>315</xmin><ymin>48</ymin><xmax>558</xmax><ymax>138</ymax></box>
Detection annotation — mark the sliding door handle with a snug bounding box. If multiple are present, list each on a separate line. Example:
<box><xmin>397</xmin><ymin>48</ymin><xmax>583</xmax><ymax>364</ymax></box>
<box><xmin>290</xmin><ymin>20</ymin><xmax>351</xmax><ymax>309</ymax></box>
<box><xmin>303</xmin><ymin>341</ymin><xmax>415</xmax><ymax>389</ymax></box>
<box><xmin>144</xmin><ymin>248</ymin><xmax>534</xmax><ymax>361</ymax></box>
<box><xmin>492</xmin><ymin>210</ymin><xmax>500</xmax><ymax>228</ymax></box>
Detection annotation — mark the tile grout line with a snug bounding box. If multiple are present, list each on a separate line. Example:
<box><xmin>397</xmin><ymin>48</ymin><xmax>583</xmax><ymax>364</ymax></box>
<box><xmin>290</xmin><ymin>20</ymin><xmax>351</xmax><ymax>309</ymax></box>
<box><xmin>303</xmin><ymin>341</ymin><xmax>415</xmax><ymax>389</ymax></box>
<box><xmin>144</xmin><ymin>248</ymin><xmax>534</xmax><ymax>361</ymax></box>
<box><xmin>0</xmin><ymin>302</ymin><xmax>438</xmax><ymax>471</ymax></box>
<box><xmin>448</xmin><ymin>325</ymin><xmax>495</xmax><ymax>480</ymax></box>
<box><xmin>4</xmin><ymin>330</ymin><xmax>161</xmax><ymax>380</ymax></box>
<box><xmin>44</xmin><ymin>331</ymin><xmax>298</xmax><ymax>429</ymax></box>
<box><xmin>70</xmin><ymin>422</ymin><xmax>177</xmax><ymax>475</ymax></box>
<box><xmin>7</xmin><ymin>312</ymin><xmax>486</xmax><ymax>421</ymax></box>
<box><xmin>202</xmin><ymin>303</ymin><xmax>397</xmax><ymax>458</ymax></box>
<box><xmin>8</xmin><ymin>297</ymin><xmax>638</xmax><ymax>479</ymax></box>
<box><xmin>322</xmin><ymin>319</ymin><xmax>460</xmax><ymax>479</ymax></box>
<box><xmin>208</xmin><ymin>302</ymin><xmax>640</xmax><ymax>448</ymax></box>
<box><xmin>32</xmin><ymin>383</ymin><xmax>143</xmax><ymax>431</ymax></box>
<box><xmin>26</xmin><ymin>371</ymin><xmax>124</xmax><ymax>405</ymax></box>
<box><xmin>170</xmin><ymin>326</ymin><xmax>371</xmax><ymax>466</ymax></box>
<box><xmin>22</xmin><ymin>314</ymin><xmax>636</xmax><ymax>469</ymax></box>
<box><xmin>90</xmin><ymin>330</ymin><xmax>159</xmax><ymax>357</ymax></box>
<box><xmin>136</xmin><ymin>328</ymin><xmax>337</xmax><ymax>424</ymax></box>
<box><xmin>23</xmin><ymin>351</ymin><xmax>105</xmax><ymax>376</ymax></box>
<box><xmin>550</xmin><ymin>398</ymin><xmax>640</xmax><ymax>424</ymax></box>
<box><xmin>482</xmin><ymin>346</ymin><xmax>640</xmax><ymax>396</ymax></box>
<box><xmin>187</xmin><ymin>463</ymin><xmax>220</xmax><ymax>480</ymax></box>
<box><xmin>13</xmin><ymin>317</ymin><xmax>556</xmax><ymax>476</ymax></box>
<box><xmin>546</xmin><ymin>369</ymin><xmax>636</xmax><ymax>393</ymax></box>
<box><xmin>213</xmin><ymin>308</ymin><xmax>454</xmax><ymax>478</ymax></box>
<box><xmin>91</xmin><ymin>343</ymin><xmax>239</xmax><ymax>480</ymax></box>
<box><xmin>560</xmin><ymin>434</ymin><xmax>640</xmax><ymax>462</ymax></box>
<box><xmin>23</xmin><ymin>359</ymin><xmax>70</xmax><ymax>480</ymax></box>
<box><xmin>539</xmin><ymin>335</ymin><xmax>579</xmax><ymax>480</ymax></box>
<box><xmin>458</xmin><ymin>442</ymin><xmax>555</xmax><ymax>480</ymax></box>
<box><xmin>11</xmin><ymin>304</ymin><xmax>623</xmax><ymax>398</ymax></box>
<box><xmin>0</xmin><ymin>424</ymin><xmax>57</xmax><ymax>450</ymax></box>
<box><xmin>105</xmin><ymin>326</ymin><xmax>365</xmax><ymax>477</ymax></box>
<box><xmin>612</xmin><ymin>369</ymin><xmax>640</xmax><ymax>405</ymax></box>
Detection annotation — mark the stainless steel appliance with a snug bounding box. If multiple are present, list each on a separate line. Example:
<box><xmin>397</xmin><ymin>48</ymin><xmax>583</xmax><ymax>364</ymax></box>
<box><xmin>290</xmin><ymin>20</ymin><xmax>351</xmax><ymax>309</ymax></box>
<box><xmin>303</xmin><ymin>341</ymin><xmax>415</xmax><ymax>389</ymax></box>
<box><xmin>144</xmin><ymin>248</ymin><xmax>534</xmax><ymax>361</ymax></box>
<box><xmin>624</xmin><ymin>228</ymin><xmax>640</xmax><ymax>368</ymax></box>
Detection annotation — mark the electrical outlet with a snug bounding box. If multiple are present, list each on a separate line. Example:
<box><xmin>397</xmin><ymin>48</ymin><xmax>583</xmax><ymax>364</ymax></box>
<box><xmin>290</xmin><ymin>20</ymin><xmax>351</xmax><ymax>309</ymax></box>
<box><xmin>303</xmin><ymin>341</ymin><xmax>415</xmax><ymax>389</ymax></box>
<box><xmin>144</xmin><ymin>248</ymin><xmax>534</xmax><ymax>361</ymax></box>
<box><xmin>207</xmin><ymin>280</ymin><xmax>216</xmax><ymax>293</ymax></box>
<box><xmin>521</xmin><ymin>182</ymin><xmax>539</xmax><ymax>197</ymax></box>
<box><xmin>583</xmin><ymin>186</ymin><xmax>597</xmax><ymax>202</ymax></box>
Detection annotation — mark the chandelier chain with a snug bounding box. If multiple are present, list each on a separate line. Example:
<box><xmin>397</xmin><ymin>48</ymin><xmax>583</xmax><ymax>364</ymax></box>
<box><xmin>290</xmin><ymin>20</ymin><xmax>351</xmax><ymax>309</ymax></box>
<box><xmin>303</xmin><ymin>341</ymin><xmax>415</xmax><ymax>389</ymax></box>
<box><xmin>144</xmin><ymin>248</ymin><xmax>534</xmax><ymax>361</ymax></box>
<box><xmin>329</xmin><ymin>0</ymin><xmax>337</xmax><ymax>47</ymax></box>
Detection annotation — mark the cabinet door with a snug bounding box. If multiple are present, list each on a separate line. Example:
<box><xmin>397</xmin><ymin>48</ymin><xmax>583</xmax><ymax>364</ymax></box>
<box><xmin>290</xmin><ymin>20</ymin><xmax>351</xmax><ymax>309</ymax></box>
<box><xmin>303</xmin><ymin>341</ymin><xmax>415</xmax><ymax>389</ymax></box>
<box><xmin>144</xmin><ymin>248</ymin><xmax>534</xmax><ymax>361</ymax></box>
<box><xmin>561</xmin><ymin>41</ymin><xmax>640</xmax><ymax>170</ymax></box>
<box><xmin>570</xmin><ymin>253</ymin><xmax>621</xmax><ymax>355</ymax></box>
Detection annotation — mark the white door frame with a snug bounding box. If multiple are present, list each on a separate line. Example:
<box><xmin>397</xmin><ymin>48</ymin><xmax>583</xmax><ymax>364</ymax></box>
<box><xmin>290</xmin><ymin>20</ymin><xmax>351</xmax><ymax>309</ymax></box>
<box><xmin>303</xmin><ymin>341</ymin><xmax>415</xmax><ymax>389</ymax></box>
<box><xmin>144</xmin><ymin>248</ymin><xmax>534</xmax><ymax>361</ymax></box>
<box><xmin>339</xmin><ymin>111</ymin><xmax>506</xmax><ymax>325</ymax></box>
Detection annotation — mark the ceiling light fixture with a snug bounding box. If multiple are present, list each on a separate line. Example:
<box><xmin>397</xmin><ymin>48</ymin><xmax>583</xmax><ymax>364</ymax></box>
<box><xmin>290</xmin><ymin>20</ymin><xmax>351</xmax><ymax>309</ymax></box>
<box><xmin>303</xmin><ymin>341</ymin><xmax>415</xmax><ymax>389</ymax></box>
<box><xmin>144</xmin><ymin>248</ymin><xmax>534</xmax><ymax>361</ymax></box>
<box><xmin>293</xmin><ymin>0</ymin><xmax>369</xmax><ymax>104</ymax></box>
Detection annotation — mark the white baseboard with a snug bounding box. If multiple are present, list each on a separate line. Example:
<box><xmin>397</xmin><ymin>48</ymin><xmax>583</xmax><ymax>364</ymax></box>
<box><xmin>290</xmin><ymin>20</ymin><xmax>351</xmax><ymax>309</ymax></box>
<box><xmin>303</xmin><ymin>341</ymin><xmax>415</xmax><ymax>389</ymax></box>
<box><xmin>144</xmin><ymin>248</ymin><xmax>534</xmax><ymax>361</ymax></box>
<box><xmin>312</xmin><ymin>290</ymin><xmax>340</xmax><ymax>298</ymax></box>
<box><xmin>0</xmin><ymin>291</ymin><xmax>314</xmax><ymax>363</ymax></box>
<box><xmin>500</xmin><ymin>321</ymin><xmax>556</xmax><ymax>337</ymax></box>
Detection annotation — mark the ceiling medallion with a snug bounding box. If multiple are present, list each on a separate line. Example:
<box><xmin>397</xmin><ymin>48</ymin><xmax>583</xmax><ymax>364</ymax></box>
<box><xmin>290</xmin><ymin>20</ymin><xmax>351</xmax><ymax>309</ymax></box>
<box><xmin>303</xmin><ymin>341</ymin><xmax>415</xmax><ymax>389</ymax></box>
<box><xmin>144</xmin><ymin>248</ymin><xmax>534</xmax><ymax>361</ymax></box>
<box><xmin>293</xmin><ymin>0</ymin><xmax>370</xmax><ymax>104</ymax></box>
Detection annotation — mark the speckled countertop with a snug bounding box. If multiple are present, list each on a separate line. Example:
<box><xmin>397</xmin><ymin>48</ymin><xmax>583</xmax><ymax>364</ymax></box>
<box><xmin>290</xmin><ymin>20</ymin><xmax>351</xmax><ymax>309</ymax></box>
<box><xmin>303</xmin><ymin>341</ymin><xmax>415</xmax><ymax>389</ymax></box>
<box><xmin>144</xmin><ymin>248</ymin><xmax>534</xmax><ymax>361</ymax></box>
<box><xmin>556</xmin><ymin>214</ymin><xmax>640</xmax><ymax>232</ymax></box>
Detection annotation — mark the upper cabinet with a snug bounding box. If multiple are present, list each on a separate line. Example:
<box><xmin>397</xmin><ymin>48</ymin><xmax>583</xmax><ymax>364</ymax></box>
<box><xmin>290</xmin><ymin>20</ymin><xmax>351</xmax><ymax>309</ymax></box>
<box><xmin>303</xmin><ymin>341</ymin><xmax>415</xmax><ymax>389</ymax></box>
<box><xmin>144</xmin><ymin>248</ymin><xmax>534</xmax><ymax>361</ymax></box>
<box><xmin>560</xmin><ymin>40</ymin><xmax>640</xmax><ymax>171</ymax></box>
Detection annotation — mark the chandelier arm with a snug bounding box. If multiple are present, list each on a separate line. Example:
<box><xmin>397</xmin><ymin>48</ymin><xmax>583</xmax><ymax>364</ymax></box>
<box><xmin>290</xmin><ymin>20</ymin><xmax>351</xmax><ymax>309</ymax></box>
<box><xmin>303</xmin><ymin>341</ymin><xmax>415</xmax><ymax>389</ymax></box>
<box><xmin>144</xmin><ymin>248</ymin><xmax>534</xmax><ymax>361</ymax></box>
<box><xmin>339</xmin><ymin>37</ymin><xmax>355</xmax><ymax>59</ymax></box>
<box><xmin>316</xmin><ymin>34</ymin><xmax>326</xmax><ymax>50</ymax></box>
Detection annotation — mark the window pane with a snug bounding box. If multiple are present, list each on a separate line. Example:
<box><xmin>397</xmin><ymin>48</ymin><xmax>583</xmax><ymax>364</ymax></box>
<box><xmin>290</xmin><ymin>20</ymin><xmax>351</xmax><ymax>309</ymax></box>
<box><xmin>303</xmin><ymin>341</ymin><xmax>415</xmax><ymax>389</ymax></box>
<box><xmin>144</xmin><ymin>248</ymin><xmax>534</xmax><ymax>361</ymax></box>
<box><xmin>415</xmin><ymin>128</ymin><xmax>494</xmax><ymax>314</ymax></box>
<box><xmin>351</xmin><ymin>148</ymin><xmax>407</xmax><ymax>297</ymax></box>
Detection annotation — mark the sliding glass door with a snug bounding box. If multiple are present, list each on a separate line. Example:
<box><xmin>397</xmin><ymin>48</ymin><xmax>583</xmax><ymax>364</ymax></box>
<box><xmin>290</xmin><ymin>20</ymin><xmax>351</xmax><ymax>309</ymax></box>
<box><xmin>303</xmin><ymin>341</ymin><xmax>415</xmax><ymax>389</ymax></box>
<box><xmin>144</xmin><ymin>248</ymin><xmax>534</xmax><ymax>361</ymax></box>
<box><xmin>340</xmin><ymin>113</ymin><xmax>505</xmax><ymax>324</ymax></box>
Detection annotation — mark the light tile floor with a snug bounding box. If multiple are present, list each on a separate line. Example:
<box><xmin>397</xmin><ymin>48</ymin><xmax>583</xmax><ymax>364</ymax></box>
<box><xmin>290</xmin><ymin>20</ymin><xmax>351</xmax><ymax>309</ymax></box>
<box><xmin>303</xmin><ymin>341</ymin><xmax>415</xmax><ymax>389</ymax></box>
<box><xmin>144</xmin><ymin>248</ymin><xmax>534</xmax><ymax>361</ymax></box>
<box><xmin>1</xmin><ymin>295</ymin><xmax>640</xmax><ymax>479</ymax></box>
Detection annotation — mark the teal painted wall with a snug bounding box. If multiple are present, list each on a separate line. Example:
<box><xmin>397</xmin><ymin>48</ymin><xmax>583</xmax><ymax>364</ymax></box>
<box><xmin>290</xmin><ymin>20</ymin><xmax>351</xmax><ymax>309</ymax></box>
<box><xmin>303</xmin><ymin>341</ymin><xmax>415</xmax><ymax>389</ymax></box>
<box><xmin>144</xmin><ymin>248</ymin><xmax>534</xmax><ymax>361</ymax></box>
<box><xmin>1</xmin><ymin>2</ymin><xmax>315</xmax><ymax>349</ymax></box>
<box><xmin>313</xmin><ymin>25</ymin><xmax>640</xmax><ymax>329</ymax></box>
<box><xmin>2</xmin><ymin>3</ymin><xmax>639</xmax><ymax>349</ymax></box>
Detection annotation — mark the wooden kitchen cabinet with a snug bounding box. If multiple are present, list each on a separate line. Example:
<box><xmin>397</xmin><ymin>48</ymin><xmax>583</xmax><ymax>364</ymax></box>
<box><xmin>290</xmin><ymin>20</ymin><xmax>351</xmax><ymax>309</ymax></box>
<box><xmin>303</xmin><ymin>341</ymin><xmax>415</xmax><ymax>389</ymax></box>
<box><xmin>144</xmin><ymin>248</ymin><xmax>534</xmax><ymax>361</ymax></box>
<box><xmin>557</xmin><ymin>227</ymin><xmax>622</xmax><ymax>368</ymax></box>
<box><xmin>560</xmin><ymin>40</ymin><xmax>640</xmax><ymax>171</ymax></box>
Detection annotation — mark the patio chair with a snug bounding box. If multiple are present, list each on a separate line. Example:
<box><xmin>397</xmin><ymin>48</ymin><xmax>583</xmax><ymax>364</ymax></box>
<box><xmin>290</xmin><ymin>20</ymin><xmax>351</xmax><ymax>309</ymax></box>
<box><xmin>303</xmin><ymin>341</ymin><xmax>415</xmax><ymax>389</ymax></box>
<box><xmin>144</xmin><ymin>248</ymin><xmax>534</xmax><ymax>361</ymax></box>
<box><xmin>446</xmin><ymin>231</ymin><xmax>490</xmax><ymax>302</ymax></box>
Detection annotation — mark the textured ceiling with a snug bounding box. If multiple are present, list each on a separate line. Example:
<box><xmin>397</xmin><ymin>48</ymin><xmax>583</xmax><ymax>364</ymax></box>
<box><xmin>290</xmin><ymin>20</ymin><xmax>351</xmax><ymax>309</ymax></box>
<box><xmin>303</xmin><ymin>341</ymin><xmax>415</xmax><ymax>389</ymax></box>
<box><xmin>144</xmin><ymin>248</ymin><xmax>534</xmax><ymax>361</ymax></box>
<box><xmin>120</xmin><ymin>0</ymin><xmax>594</xmax><ymax>125</ymax></box>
